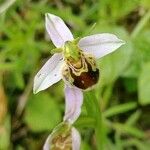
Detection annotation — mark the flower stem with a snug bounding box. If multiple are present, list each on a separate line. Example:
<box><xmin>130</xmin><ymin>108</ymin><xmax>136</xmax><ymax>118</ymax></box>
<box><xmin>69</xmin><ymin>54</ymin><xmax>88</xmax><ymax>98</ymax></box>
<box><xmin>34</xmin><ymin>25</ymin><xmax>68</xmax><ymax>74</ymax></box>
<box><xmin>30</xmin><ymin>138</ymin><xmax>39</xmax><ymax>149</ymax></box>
<box><xmin>85</xmin><ymin>90</ymin><xmax>106</xmax><ymax>150</ymax></box>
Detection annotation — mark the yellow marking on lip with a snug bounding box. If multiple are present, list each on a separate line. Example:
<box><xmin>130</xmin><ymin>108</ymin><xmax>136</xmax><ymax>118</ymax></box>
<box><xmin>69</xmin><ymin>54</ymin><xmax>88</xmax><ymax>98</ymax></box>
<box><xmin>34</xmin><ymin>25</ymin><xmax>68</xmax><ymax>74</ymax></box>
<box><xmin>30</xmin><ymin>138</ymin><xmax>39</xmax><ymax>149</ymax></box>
<box><xmin>62</xmin><ymin>52</ymin><xmax>99</xmax><ymax>90</ymax></box>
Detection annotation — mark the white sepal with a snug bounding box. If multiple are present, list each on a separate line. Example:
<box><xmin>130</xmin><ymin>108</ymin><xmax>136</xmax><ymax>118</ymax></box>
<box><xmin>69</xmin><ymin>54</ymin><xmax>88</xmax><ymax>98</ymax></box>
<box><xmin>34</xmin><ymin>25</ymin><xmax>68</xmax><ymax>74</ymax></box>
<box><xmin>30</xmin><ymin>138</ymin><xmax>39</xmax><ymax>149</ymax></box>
<box><xmin>33</xmin><ymin>53</ymin><xmax>63</xmax><ymax>94</ymax></box>
<box><xmin>78</xmin><ymin>33</ymin><xmax>125</xmax><ymax>59</ymax></box>
<box><xmin>45</xmin><ymin>13</ymin><xmax>74</xmax><ymax>48</ymax></box>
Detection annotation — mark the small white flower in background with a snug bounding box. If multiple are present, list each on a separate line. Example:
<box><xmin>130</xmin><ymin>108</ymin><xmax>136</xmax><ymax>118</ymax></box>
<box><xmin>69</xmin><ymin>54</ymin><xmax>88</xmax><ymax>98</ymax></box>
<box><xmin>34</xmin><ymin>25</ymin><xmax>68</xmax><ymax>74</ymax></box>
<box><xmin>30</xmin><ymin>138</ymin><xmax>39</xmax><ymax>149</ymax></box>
<box><xmin>43</xmin><ymin>90</ymin><xmax>81</xmax><ymax>150</ymax></box>
<box><xmin>33</xmin><ymin>13</ymin><xmax>125</xmax><ymax>122</ymax></box>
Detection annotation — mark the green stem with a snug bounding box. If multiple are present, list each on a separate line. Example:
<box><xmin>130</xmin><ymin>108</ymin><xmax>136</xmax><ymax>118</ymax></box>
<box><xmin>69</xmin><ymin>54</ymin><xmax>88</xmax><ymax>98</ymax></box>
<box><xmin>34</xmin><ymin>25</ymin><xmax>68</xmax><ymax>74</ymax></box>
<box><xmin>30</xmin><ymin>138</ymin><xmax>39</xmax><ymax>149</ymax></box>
<box><xmin>131</xmin><ymin>9</ymin><xmax>150</xmax><ymax>38</ymax></box>
<box><xmin>85</xmin><ymin>91</ymin><xmax>106</xmax><ymax>150</ymax></box>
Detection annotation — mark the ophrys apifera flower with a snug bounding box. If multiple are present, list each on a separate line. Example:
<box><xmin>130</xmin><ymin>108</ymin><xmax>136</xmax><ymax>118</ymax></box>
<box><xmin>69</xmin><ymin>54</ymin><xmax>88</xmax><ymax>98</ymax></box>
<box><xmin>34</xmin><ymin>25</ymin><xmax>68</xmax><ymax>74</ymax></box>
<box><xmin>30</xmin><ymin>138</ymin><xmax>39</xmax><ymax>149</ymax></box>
<box><xmin>33</xmin><ymin>13</ymin><xmax>125</xmax><ymax>113</ymax></box>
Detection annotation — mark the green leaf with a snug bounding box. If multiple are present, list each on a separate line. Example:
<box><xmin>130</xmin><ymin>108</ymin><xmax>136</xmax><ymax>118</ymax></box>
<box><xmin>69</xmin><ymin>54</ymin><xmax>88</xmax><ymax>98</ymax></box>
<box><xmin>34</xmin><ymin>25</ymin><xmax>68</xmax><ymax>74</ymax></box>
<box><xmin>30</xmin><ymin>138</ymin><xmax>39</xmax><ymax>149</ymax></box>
<box><xmin>133</xmin><ymin>30</ymin><xmax>150</xmax><ymax>63</ymax></box>
<box><xmin>124</xmin><ymin>30</ymin><xmax>150</xmax><ymax>78</ymax></box>
<box><xmin>104</xmin><ymin>102</ymin><xmax>137</xmax><ymax>118</ymax></box>
<box><xmin>24</xmin><ymin>93</ymin><xmax>61</xmax><ymax>132</ymax></box>
<box><xmin>138</xmin><ymin>62</ymin><xmax>150</xmax><ymax>105</ymax></box>
<box><xmin>126</xmin><ymin>110</ymin><xmax>141</xmax><ymax>126</ymax></box>
<box><xmin>111</xmin><ymin>122</ymin><xmax>145</xmax><ymax>139</ymax></box>
<box><xmin>122</xmin><ymin>138</ymin><xmax>150</xmax><ymax>150</ymax></box>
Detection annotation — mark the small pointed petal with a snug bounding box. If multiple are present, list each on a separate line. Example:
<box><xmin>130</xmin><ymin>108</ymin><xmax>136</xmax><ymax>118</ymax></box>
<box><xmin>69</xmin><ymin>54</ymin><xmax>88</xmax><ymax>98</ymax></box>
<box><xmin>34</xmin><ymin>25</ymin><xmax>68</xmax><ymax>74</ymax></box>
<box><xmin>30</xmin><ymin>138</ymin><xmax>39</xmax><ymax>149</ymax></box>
<box><xmin>64</xmin><ymin>86</ymin><xmax>83</xmax><ymax>124</ymax></box>
<box><xmin>72</xmin><ymin>127</ymin><xmax>81</xmax><ymax>150</ymax></box>
<box><xmin>45</xmin><ymin>13</ymin><xmax>74</xmax><ymax>48</ymax></box>
<box><xmin>33</xmin><ymin>53</ymin><xmax>63</xmax><ymax>94</ymax></box>
<box><xmin>43</xmin><ymin>134</ymin><xmax>52</xmax><ymax>150</ymax></box>
<box><xmin>78</xmin><ymin>33</ymin><xmax>125</xmax><ymax>59</ymax></box>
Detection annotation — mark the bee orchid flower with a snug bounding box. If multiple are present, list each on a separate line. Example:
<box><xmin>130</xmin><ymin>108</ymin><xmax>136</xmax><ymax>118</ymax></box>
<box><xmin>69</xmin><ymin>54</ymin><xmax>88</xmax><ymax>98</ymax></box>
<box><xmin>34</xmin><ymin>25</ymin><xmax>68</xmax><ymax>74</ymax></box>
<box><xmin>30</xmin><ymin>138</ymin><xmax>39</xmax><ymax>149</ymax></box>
<box><xmin>33</xmin><ymin>13</ymin><xmax>125</xmax><ymax>115</ymax></box>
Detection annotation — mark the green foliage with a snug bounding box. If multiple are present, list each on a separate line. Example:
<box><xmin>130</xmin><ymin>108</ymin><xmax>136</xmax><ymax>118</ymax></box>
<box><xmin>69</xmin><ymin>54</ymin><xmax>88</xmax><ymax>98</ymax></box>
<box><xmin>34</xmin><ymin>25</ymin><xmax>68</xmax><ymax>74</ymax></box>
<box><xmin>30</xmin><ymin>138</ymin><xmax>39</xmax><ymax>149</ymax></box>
<box><xmin>99</xmin><ymin>0</ymin><xmax>139</xmax><ymax>20</ymax></box>
<box><xmin>24</xmin><ymin>93</ymin><xmax>61</xmax><ymax>132</ymax></box>
<box><xmin>104</xmin><ymin>102</ymin><xmax>137</xmax><ymax>118</ymax></box>
<box><xmin>0</xmin><ymin>0</ymin><xmax>150</xmax><ymax>149</ymax></box>
<box><xmin>138</xmin><ymin>62</ymin><xmax>150</xmax><ymax>105</ymax></box>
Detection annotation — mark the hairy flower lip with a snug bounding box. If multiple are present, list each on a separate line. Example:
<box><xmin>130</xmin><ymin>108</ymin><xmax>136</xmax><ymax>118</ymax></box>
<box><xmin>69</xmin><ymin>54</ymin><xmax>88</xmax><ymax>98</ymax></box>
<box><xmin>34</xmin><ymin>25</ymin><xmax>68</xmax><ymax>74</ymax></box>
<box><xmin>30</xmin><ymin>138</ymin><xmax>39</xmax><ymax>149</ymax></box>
<box><xmin>62</xmin><ymin>53</ymin><xmax>100</xmax><ymax>90</ymax></box>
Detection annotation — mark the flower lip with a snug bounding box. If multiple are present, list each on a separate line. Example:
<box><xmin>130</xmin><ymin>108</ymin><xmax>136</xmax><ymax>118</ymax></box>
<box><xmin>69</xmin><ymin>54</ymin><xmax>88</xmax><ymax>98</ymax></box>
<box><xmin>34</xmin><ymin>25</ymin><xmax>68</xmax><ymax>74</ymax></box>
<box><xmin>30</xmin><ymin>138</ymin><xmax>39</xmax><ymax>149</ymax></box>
<box><xmin>62</xmin><ymin>52</ymin><xmax>99</xmax><ymax>90</ymax></box>
<box><xmin>70</xmin><ymin>66</ymin><xmax>99</xmax><ymax>90</ymax></box>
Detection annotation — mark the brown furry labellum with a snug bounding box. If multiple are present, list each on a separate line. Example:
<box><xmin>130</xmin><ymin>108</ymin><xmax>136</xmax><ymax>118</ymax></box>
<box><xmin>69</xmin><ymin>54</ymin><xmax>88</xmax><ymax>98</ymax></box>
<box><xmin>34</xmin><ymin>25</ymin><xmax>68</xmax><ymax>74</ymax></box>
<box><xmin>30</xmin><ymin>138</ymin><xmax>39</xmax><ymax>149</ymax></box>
<box><xmin>62</xmin><ymin>53</ymin><xmax>99</xmax><ymax>90</ymax></box>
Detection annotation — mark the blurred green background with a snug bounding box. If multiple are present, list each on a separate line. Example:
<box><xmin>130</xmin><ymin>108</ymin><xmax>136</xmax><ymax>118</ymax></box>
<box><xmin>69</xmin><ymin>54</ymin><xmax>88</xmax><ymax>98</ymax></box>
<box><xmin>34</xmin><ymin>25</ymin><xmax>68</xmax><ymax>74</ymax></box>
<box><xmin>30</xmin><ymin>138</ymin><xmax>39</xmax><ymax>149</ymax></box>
<box><xmin>0</xmin><ymin>0</ymin><xmax>150</xmax><ymax>150</ymax></box>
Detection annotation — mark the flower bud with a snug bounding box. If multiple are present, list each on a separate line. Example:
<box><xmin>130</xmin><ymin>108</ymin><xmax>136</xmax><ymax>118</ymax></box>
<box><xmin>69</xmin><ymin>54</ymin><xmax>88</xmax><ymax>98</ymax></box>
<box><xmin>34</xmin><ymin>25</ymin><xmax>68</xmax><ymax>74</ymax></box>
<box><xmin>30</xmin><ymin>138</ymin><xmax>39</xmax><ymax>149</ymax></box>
<box><xmin>43</xmin><ymin>122</ymin><xmax>80</xmax><ymax>150</ymax></box>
